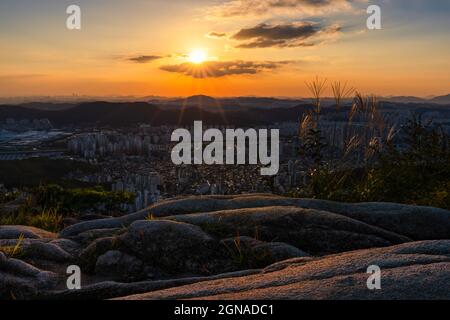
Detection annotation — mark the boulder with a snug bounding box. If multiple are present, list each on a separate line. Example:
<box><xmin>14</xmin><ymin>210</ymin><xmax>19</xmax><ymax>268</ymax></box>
<box><xmin>79</xmin><ymin>237</ymin><xmax>121</xmax><ymax>272</ymax></box>
<box><xmin>95</xmin><ymin>250</ymin><xmax>146</xmax><ymax>282</ymax></box>
<box><xmin>0</xmin><ymin>238</ymin><xmax>73</xmax><ymax>262</ymax></box>
<box><xmin>120</xmin><ymin>220</ymin><xmax>229</xmax><ymax>275</ymax></box>
<box><xmin>68</xmin><ymin>228</ymin><xmax>124</xmax><ymax>245</ymax></box>
<box><xmin>22</xmin><ymin>241</ymin><xmax>74</xmax><ymax>262</ymax></box>
<box><xmin>0</xmin><ymin>225</ymin><xmax>56</xmax><ymax>240</ymax></box>
<box><xmin>0</xmin><ymin>252</ymin><xmax>58</xmax><ymax>300</ymax></box>
<box><xmin>168</xmin><ymin>206</ymin><xmax>410</xmax><ymax>255</ymax></box>
<box><xmin>49</xmin><ymin>239</ymin><xmax>81</xmax><ymax>257</ymax></box>
<box><xmin>292</xmin><ymin>199</ymin><xmax>450</xmax><ymax>240</ymax></box>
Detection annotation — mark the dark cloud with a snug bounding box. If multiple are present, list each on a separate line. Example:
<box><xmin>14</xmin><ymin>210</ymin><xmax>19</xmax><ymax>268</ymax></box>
<box><xmin>128</xmin><ymin>55</ymin><xmax>164</xmax><ymax>63</ymax></box>
<box><xmin>207</xmin><ymin>32</ymin><xmax>228</xmax><ymax>38</ymax></box>
<box><xmin>160</xmin><ymin>60</ymin><xmax>292</xmax><ymax>78</ymax></box>
<box><xmin>233</xmin><ymin>22</ymin><xmax>340</xmax><ymax>48</ymax></box>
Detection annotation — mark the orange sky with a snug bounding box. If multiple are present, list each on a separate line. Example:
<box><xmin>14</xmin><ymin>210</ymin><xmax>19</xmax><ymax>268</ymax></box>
<box><xmin>0</xmin><ymin>0</ymin><xmax>449</xmax><ymax>98</ymax></box>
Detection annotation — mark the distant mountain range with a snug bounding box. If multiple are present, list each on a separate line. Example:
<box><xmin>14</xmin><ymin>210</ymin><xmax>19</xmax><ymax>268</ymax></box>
<box><xmin>0</xmin><ymin>102</ymin><xmax>314</xmax><ymax>127</ymax></box>
<box><xmin>382</xmin><ymin>94</ymin><xmax>450</xmax><ymax>104</ymax></box>
<box><xmin>0</xmin><ymin>94</ymin><xmax>449</xmax><ymax>128</ymax></box>
<box><xmin>2</xmin><ymin>93</ymin><xmax>450</xmax><ymax>109</ymax></box>
<box><xmin>0</xmin><ymin>97</ymin><xmax>450</xmax><ymax>127</ymax></box>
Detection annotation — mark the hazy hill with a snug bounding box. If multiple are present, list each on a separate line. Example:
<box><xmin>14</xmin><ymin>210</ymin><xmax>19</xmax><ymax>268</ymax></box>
<box><xmin>154</xmin><ymin>95</ymin><xmax>302</xmax><ymax>111</ymax></box>
<box><xmin>382</xmin><ymin>96</ymin><xmax>427</xmax><ymax>103</ymax></box>
<box><xmin>431</xmin><ymin>94</ymin><xmax>450</xmax><ymax>104</ymax></box>
<box><xmin>18</xmin><ymin>103</ymin><xmax>76</xmax><ymax>111</ymax></box>
<box><xmin>0</xmin><ymin>101</ymin><xmax>315</xmax><ymax>127</ymax></box>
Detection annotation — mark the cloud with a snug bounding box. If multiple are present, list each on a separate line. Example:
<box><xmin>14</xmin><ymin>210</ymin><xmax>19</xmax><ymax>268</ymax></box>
<box><xmin>206</xmin><ymin>32</ymin><xmax>228</xmax><ymax>39</ymax></box>
<box><xmin>160</xmin><ymin>60</ymin><xmax>292</xmax><ymax>78</ymax></box>
<box><xmin>0</xmin><ymin>74</ymin><xmax>46</xmax><ymax>82</ymax></box>
<box><xmin>208</xmin><ymin>0</ymin><xmax>356</xmax><ymax>18</ymax></box>
<box><xmin>128</xmin><ymin>55</ymin><xmax>164</xmax><ymax>63</ymax></box>
<box><xmin>232</xmin><ymin>22</ymin><xmax>340</xmax><ymax>48</ymax></box>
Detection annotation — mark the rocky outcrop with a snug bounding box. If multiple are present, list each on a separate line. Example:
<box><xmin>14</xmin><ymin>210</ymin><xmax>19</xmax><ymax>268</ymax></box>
<box><xmin>95</xmin><ymin>250</ymin><xmax>146</xmax><ymax>282</ymax></box>
<box><xmin>117</xmin><ymin>240</ymin><xmax>450</xmax><ymax>300</ymax></box>
<box><xmin>120</xmin><ymin>220</ymin><xmax>229</xmax><ymax>275</ymax></box>
<box><xmin>60</xmin><ymin>194</ymin><xmax>450</xmax><ymax>241</ymax></box>
<box><xmin>1</xmin><ymin>194</ymin><xmax>450</xmax><ymax>300</ymax></box>
<box><xmin>0</xmin><ymin>225</ymin><xmax>56</xmax><ymax>240</ymax></box>
<box><xmin>0</xmin><ymin>252</ymin><xmax>58</xmax><ymax>299</ymax></box>
<box><xmin>166</xmin><ymin>206</ymin><xmax>410</xmax><ymax>255</ymax></box>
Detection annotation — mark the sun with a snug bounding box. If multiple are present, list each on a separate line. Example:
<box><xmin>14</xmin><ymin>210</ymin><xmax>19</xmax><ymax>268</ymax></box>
<box><xmin>188</xmin><ymin>49</ymin><xmax>207</xmax><ymax>64</ymax></box>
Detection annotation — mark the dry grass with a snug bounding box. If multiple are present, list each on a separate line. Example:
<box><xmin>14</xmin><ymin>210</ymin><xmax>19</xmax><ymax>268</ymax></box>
<box><xmin>0</xmin><ymin>234</ymin><xmax>25</xmax><ymax>258</ymax></box>
<box><xmin>306</xmin><ymin>76</ymin><xmax>328</xmax><ymax>122</ymax></box>
<box><xmin>0</xmin><ymin>207</ymin><xmax>63</xmax><ymax>233</ymax></box>
<box><xmin>331</xmin><ymin>81</ymin><xmax>354</xmax><ymax>111</ymax></box>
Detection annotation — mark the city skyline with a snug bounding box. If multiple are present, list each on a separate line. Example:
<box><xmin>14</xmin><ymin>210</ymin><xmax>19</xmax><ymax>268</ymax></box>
<box><xmin>0</xmin><ymin>0</ymin><xmax>449</xmax><ymax>98</ymax></box>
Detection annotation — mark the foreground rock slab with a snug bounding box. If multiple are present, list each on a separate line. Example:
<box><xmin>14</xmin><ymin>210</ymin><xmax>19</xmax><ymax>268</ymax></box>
<box><xmin>2</xmin><ymin>194</ymin><xmax>450</xmax><ymax>300</ymax></box>
<box><xmin>117</xmin><ymin>240</ymin><xmax>450</xmax><ymax>300</ymax></box>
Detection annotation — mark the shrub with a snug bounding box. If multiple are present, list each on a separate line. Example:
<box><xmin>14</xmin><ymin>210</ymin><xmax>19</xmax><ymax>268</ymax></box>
<box><xmin>35</xmin><ymin>184</ymin><xmax>135</xmax><ymax>214</ymax></box>
<box><xmin>291</xmin><ymin>78</ymin><xmax>450</xmax><ymax>210</ymax></box>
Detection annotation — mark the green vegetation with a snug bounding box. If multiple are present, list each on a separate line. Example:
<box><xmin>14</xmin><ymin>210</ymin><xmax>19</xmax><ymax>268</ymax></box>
<box><xmin>0</xmin><ymin>206</ymin><xmax>63</xmax><ymax>233</ymax></box>
<box><xmin>0</xmin><ymin>185</ymin><xmax>135</xmax><ymax>232</ymax></box>
<box><xmin>290</xmin><ymin>79</ymin><xmax>450</xmax><ymax>210</ymax></box>
<box><xmin>35</xmin><ymin>184</ymin><xmax>135</xmax><ymax>214</ymax></box>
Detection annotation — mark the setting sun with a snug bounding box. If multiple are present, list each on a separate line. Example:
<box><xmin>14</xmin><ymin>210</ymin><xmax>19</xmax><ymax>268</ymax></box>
<box><xmin>188</xmin><ymin>49</ymin><xmax>207</xmax><ymax>64</ymax></box>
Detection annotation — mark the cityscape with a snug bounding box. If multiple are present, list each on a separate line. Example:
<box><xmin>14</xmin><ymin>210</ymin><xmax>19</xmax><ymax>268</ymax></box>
<box><xmin>2</xmin><ymin>96</ymin><xmax>449</xmax><ymax>212</ymax></box>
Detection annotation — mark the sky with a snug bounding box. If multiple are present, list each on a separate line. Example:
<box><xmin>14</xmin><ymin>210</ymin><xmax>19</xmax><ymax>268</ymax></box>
<box><xmin>0</xmin><ymin>0</ymin><xmax>449</xmax><ymax>98</ymax></box>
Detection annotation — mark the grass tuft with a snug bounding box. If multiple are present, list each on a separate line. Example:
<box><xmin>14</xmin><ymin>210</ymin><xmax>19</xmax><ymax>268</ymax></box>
<box><xmin>0</xmin><ymin>234</ymin><xmax>25</xmax><ymax>258</ymax></box>
<box><xmin>0</xmin><ymin>207</ymin><xmax>63</xmax><ymax>233</ymax></box>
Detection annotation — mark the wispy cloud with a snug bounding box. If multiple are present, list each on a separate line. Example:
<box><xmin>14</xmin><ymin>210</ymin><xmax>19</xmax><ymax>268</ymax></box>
<box><xmin>128</xmin><ymin>55</ymin><xmax>164</xmax><ymax>63</ymax></box>
<box><xmin>208</xmin><ymin>0</ymin><xmax>356</xmax><ymax>18</ymax></box>
<box><xmin>160</xmin><ymin>60</ymin><xmax>293</xmax><ymax>78</ymax></box>
<box><xmin>206</xmin><ymin>31</ymin><xmax>228</xmax><ymax>39</ymax></box>
<box><xmin>232</xmin><ymin>22</ymin><xmax>341</xmax><ymax>48</ymax></box>
<box><xmin>0</xmin><ymin>74</ymin><xmax>46</xmax><ymax>82</ymax></box>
